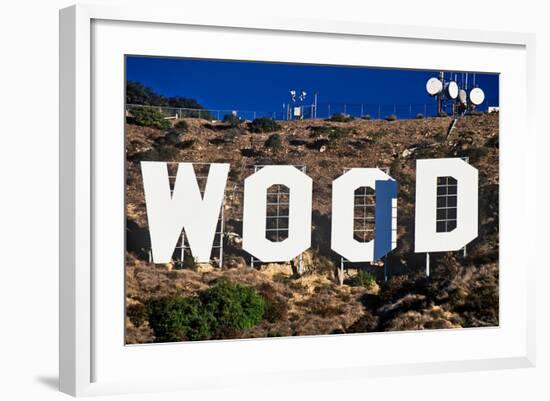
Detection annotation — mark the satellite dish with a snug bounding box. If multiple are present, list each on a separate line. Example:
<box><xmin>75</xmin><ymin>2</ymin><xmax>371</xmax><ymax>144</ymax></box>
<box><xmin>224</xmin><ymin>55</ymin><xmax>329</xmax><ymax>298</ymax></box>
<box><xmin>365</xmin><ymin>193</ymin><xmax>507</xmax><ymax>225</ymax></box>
<box><xmin>458</xmin><ymin>89</ymin><xmax>468</xmax><ymax>105</ymax></box>
<box><xmin>469</xmin><ymin>87</ymin><xmax>485</xmax><ymax>106</ymax></box>
<box><xmin>445</xmin><ymin>81</ymin><xmax>459</xmax><ymax>99</ymax></box>
<box><xmin>426</xmin><ymin>77</ymin><xmax>443</xmax><ymax>96</ymax></box>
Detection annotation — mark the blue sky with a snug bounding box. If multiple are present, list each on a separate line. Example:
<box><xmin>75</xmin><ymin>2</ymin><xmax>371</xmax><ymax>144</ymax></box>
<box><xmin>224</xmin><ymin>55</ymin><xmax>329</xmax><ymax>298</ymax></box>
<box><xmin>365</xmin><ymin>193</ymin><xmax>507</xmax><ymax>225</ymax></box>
<box><xmin>126</xmin><ymin>56</ymin><xmax>499</xmax><ymax>117</ymax></box>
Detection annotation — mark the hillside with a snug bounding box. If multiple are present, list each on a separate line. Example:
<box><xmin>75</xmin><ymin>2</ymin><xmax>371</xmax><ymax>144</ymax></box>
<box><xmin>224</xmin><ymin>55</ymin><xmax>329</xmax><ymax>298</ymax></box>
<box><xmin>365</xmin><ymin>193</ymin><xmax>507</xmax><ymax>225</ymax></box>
<box><xmin>125</xmin><ymin>113</ymin><xmax>499</xmax><ymax>343</ymax></box>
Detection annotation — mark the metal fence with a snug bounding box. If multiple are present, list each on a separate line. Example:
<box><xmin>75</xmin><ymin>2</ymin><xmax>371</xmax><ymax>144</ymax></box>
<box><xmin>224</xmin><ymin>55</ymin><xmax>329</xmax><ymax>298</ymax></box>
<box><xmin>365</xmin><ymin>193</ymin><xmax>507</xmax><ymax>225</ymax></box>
<box><xmin>126</xmin><ymin>104</ymin><xmax>282</xmax><ymax>121</ymax></box>
<box><xmin>307</xmin><ymin>99</ymin><xmax>495</xmax><ymax>120</ymax></box>
<box><xmin>127</xmin><ymin>98</ymin><xmax>497</xmax><ymax>122</ymax></box>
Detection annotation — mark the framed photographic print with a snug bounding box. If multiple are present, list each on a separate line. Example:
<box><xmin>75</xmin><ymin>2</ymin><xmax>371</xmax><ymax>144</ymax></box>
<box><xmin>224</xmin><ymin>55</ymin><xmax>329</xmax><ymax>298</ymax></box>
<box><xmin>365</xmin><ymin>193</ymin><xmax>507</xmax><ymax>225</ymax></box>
<box><xmin>59</xmin><ymin>4</ymin><xmax>536</xmax><ymax>396</ymax></box>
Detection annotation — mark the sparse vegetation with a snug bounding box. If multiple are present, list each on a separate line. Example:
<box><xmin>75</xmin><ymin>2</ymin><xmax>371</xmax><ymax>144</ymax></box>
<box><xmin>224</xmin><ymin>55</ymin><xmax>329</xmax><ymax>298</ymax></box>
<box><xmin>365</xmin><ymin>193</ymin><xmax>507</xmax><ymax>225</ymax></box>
<box><xmin>416</xmin><ymin>113</ymin><xmax>424</xmax><ymax>119</ymax></box>
<box><xmin>249</xmin><ymin>117</ymin><xmax>281</xmax><ymax>133</ymax></box>
<box><xmin>175</xmin><ymin>253</ymin><xmax>197</xmax><ymax>270</ymax></box>
<box><xmin>309</xmin><ymin>125</ymin><xmax>351</xmax><ymax>142</ymax></box>
<box><xmin>386</xmin><ymin>114</ymin><xmax>397</xmax><ymax>121</ymax></box>
<box><xmin>485</xmin><ymin>135</ymin><xmax>499</xmax><ymax>148</ymax></box>
<box><xmin>345</xmin><ymin>270</ymin><xmax>377</xmax><ymax>288</ymax></box>
<box><xmin>328</xmin><ymin>113</ymin><xmax>354</xmax><ymax>122</ymax></box>
<box><xmin>127</xmin><ymin>303</ymin><xmax>148</xmax><ymax>327</ymax></box>
<box><xmin>265</xmin><ymin>133</ymin><xmax>282</xmax><ymax>151</ymax></box>
<box><xmin>366</xmin><ymin>130</ymin><xmax>386</xmax><ymax>143</ymax></box>
<box><xmin>125</xmin><ymin>111</ymin><xmax>500</xmax><ymax>343</ymax></box>
<box><xmin>258</xmin><ymin>283</ymin><xmax>288</xmax><ymax>323</ymax></box>
<box><xmin>328</xmin><ymin>128</ymin><xmax>350</xmax><ymax>142</ymax></box>
<box><xmin>129</xmin><ymin>107</ymin><xmax>171</xmax><ymax>130</ymax></box>
<box><xmin>457</xmin><ymin>146</ymin><xmax>489</xmax><ymax>162</ymax></box>
<box><xmin>223</xmin><ymin>113</ymin><xmax>241</xmax><ymax>127</ymax></box>
<box><xmin>414</xmin><ymin>144</ymin><xmax>446</xmax><ymax>159</ymax></box>
<box><xmin>174</xmin><ymin>120</ymin><xmax>189</xmax><ymax>132</ymax></box>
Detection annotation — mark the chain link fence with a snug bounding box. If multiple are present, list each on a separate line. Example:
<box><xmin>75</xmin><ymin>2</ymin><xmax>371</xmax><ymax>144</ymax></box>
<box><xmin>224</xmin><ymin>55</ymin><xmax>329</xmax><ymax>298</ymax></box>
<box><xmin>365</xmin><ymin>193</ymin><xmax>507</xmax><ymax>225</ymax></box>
<box><xmin>127</xmin><ymin>98</ymin><xmax>497</xmax><ymax>122</ymax></box>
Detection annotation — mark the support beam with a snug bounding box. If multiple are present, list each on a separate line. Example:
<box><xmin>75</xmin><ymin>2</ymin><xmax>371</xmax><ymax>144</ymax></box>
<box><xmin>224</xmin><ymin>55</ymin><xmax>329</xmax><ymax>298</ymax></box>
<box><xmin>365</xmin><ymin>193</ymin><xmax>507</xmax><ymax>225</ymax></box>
<box><xmin>426</xmin><ymin>252</ymin><xmax>430</xmax><ymax>277</ymax></box>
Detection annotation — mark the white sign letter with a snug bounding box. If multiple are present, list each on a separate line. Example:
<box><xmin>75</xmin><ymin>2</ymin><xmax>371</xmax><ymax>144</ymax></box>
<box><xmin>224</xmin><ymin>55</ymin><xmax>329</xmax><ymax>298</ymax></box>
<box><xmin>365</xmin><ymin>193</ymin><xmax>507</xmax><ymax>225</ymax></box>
<box><xmin>331</xmin><ymin>168</ymin><xmax>397</xmax><ymax>262</ymax></box>
<box><xmin>242</xmin><ymin>166</ymin><xmax>312</xmax><ymax>262</ymax></box>
<box><xmin>141</xmin><ymin>162</ymin><xmax>229</xmax><ymax>263</ymax></box>
<box><xmin>414</xmin><ymin>158</ymin><xmax>478</xmax><ymax>253</ymax></box>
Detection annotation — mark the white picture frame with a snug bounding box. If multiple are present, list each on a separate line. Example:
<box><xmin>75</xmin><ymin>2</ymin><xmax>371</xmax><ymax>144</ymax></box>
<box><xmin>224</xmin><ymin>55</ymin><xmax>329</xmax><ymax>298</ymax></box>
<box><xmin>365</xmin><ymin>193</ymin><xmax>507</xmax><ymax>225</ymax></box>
<box><xmin>59</xmin><ymin>4</ymin><xmax>536</xmax><ymax>397</ymax></box>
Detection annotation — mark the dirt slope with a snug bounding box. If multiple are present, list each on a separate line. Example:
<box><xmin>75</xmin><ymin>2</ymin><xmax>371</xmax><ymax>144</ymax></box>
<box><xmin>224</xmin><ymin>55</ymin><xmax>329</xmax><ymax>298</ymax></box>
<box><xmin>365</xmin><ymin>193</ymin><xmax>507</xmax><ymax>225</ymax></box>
<box><xmin>125</xmin><ymin>113</ymin><xmax>499</xmax><ymax>343</ymax></box>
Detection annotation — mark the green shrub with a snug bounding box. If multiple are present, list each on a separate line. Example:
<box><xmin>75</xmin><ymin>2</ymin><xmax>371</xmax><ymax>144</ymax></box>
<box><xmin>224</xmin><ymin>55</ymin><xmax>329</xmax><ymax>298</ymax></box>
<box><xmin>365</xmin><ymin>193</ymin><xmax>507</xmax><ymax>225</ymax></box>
<box><xmin>200</xmin><ymin>280</ymin><xmax>265</xmax><ymax>332</ymax></box>
<box><xmin>386</xmin><ymin>114</ymin><xmax>397</xmax><ymax>122</ymax></box>
<box><xmin>328</xmin><ymin>113</ymin><xmax>354</xmax><ymax>122</ymax></box>
<box><xmin>223</xmin><ymin>113</ymin><xmax>241</xmax><ymax>127</ymax></box>
<box><xmin>129</xmin><ymin>107</ymin><xmax>171</xmax><ymax>129</ymax></box>
<box><xmin>146</xmin><ymin>280</ymin><xmax>265</xmax><ymax>342</ymax></box>
<box><xmin>416</xmin><ymin>113</ymin><xmax>425</xmax><ymax>119</ymax></box>
<box><xmin>146</xmin><ymin>296</ymin><xmax>214</xmax><ymax>342</ymax></box>
<box><xmin>249</xmin><ymin>117</ymin><xmax>281</xmax><ymax>133</ymax></box>
<box><xmin>345</xmin><ymin>270</ymin><xmax>377</xmax><ymax>287</ymax></box>
<box><xmin>265</xmin><ymin>133</ymin><xmax>282</xmax><ymax>151</ymax></box>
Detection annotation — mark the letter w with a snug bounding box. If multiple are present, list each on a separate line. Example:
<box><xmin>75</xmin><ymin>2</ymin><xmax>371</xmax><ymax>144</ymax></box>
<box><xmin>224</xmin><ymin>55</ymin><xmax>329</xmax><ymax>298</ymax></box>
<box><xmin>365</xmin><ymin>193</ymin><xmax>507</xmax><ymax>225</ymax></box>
<box><xmin>140</xmin><ymin>162</ymin><xmax>229</xmax><ymax>263</ymax></box>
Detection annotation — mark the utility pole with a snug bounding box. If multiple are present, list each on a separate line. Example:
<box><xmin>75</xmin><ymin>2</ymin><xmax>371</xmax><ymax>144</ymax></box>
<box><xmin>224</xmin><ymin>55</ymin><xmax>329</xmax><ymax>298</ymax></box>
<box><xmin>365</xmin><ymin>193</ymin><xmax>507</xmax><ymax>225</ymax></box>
<box><xmin>437</xmin><ymin>71</ymin><xmax>444</xmax><ymax>115</ymax></box>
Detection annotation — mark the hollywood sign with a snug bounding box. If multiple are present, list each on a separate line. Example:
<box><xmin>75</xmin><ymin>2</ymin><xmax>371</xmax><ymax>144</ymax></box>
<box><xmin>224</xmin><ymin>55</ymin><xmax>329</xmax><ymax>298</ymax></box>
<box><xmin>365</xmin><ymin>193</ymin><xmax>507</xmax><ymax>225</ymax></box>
<box><xmin>141</xmin><ymin>158</ymin><xmax>478</xmax><ymax>264</ymax></box>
